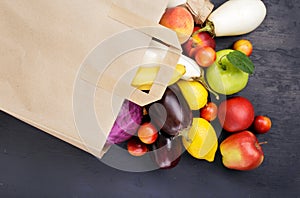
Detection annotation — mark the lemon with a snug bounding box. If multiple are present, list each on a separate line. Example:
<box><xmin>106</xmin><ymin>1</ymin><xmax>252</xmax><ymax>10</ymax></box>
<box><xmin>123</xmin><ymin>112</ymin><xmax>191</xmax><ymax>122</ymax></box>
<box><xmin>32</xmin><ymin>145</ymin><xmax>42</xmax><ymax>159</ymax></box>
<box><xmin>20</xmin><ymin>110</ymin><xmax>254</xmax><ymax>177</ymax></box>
<box><xmin>177</xmin><ymin>80</ymin><xmax>208</xmax><ymax>110</ymax></box>
<box><xmin>131</xmin><ymin>64</ymin><xmax>186</xmax><ymax>90</ymax></box>
<box><xmin>182</xmin><ymin>118</ymin><xmax>218</xmax><ymax>161</ymax></box>
<box><xmin>201</xmin><ymin>142</ymin><xmax>218</xmax><ymax>162</ymax></box>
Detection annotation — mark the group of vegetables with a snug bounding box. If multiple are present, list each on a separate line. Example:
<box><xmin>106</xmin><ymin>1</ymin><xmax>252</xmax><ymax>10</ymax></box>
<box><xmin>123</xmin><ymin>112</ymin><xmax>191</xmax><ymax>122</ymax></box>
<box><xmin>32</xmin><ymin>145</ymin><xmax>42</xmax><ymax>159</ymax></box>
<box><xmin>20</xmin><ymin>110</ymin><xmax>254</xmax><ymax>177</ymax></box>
<box><xmin>105</xmin><ymin>0</ymin><xmax>270</xmax><ymax>170</ymax></box>
<box><xmin>107</xmin><ymin>84</ymin><xmax>192</xmax><ymax>169</ymax></box>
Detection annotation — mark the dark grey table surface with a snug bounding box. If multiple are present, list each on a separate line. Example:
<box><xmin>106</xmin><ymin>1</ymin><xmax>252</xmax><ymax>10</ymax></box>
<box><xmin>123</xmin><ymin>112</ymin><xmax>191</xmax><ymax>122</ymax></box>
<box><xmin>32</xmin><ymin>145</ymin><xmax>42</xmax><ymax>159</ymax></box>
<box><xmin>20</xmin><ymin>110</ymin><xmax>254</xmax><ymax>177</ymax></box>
<box><xmin>1</xmin><ymin>0</ymin><xmax>299</xmax><ymax>197</ymax></box>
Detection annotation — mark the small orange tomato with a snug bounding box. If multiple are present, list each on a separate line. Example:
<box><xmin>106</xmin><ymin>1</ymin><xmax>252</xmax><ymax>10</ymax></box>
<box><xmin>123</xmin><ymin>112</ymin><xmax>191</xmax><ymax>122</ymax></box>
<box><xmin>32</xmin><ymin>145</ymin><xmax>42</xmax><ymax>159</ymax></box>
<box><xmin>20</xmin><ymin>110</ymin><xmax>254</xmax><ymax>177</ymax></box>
<box><xmin>233</xmin><ymin>39</ymin><xmax>253</xmax><ymax>56</ymax></box>
<box><xmin>138</xmin><ymin>122</ymin><xmax>158</xmax><ymax>144</ymax></box>
<box><xmin>127</xmin><ymin>137</ymin><xmax>148</xmax><ymax>157</ymax></box>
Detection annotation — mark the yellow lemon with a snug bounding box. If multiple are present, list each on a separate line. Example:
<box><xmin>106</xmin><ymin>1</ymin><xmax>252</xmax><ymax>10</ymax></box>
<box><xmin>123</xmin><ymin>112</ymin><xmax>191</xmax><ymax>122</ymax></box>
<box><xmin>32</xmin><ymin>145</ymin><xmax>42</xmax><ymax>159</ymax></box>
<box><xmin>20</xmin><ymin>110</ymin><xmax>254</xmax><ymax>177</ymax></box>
<box><xmin>182</xmin><ymin>118</ymin><xmax>218</xmax><ymax>161</ymax></box>
<box><xmin>131</xmin><ymin>64</ymin><xmax>186</xmax><ymax>90</ymax></box>
<box><xmin>177</xmin><ymin>80</ymin><xmax>208</xmax><ymax>110</ymax></box>
<box><xmin>201</xmin><ymin>142</ymin><xmax>218</xmax><ymax>162</ymax></box>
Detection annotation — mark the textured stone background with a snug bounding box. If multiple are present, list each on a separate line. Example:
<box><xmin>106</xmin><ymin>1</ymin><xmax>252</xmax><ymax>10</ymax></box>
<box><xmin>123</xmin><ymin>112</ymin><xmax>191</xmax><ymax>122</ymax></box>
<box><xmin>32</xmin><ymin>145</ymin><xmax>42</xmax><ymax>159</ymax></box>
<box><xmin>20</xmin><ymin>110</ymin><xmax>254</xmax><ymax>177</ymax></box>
<box><xmin>0</xmin><ymin>0</ymin><xmax>299</xmax><ymax>197</ymax></box>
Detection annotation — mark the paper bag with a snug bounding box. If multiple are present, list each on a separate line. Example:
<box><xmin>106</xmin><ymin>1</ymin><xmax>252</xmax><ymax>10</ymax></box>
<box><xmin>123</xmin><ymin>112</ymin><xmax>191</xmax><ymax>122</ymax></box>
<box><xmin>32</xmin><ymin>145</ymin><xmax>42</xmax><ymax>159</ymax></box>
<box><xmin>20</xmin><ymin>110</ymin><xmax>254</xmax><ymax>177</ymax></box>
<box><xmin>186</xmin><ymin>0</ymin><xmax>214</xmax><ymax>24</ymax></box>
<box><xmin>0</xmin><ymin>0</ymin><xmax>182</xmax><ymax>158</ymax></box>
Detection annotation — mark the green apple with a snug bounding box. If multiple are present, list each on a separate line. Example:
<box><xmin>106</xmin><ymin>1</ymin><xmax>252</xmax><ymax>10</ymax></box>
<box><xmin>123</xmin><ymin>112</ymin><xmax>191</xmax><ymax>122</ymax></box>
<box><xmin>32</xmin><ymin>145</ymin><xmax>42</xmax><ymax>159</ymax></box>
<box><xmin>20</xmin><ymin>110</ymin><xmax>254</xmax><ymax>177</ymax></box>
<box><xmin>206</xmin><ymin>49</ymin><xmax>249</xmax><ymax>95</ymax></box>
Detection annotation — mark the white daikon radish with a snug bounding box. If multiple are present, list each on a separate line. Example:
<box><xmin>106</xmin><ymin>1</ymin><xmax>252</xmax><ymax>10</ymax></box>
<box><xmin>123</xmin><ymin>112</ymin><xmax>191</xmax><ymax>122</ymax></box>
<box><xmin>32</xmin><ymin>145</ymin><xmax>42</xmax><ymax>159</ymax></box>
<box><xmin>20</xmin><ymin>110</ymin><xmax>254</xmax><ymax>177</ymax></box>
<box><xmin>179</xmin><ymin>55</ymin><xmax>201</xmax><ymax>81</ymax></box>
<box><xmin>193</xmin><ymin>0</ymin><xmax>267</xmax><ymax>37</ymax></box>
<box><xmin>167</xmin><ymin>0</ymin><xmax>187</xmax><ymax>8</ymax></box>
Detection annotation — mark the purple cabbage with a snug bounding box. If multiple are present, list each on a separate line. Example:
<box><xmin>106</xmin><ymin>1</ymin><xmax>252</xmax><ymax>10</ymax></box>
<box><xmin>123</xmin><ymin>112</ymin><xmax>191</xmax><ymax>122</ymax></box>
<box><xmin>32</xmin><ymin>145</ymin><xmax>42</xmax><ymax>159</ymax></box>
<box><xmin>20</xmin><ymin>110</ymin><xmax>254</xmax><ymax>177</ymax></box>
<box><xmin>106</xmin><ymin>100</ymin><xmax>143</xmax><ymax>144</ymax></box>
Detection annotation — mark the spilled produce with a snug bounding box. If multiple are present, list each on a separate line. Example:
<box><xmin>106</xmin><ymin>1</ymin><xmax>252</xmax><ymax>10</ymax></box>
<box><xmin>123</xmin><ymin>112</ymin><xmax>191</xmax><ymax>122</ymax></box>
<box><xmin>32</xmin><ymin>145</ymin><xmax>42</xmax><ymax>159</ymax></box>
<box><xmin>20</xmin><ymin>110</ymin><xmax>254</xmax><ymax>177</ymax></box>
<box><xmin>106</xmin><ymin>0</ymin><xmax>272</xmax><ymax>171</ymax></box>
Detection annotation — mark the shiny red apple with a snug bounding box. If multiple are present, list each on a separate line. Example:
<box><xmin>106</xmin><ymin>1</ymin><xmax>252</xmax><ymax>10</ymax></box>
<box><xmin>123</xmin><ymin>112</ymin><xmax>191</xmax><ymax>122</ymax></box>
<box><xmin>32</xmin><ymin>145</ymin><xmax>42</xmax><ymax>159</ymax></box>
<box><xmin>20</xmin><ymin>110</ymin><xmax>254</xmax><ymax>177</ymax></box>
<box><xmin>253</xmin><ymin>115</ymin><xmax>272</xmax><ymax>134</ymax></box>
<box><xmin>182</xmin><ymin>28</ymin><xmax>216</xmax><ymax>58</ymax></box>
<box><xmin>220</xmin><ymin>131</ymin><xmax>264</xmax><ymax>171</ymax></box>
<box><xmin>218</xmin><ymin>96</ymin><xmax>255</xmax><ymax>132</ymax></box>
<box><xmin>182</xmin><ymin>39</ymin><xmax>197</xmax><ymax>57</ymax></box>
<box><xmin>192</xmin><ymin>27</ymin><xmax>216</xmax><ymax>49</ymax></box>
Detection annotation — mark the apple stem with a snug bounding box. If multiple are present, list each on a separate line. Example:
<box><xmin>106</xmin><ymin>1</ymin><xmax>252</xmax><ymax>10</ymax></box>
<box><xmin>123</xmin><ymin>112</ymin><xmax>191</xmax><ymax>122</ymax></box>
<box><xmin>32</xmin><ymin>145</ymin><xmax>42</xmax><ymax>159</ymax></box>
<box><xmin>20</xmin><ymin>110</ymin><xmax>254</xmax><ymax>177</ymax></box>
<box><xmin>259</xmin><ymin>141</ymin><xmax>268</xmax><ymax>146</ymax></box>
<box><xmin>193</xmin><ymin>67</ymin><xmax>220</xmax><ymax>100</ymax></box>
<box><xmin>191</xmin><ymin>20</ymin><xmax>215</xmax><ymax>37</ymax></box>
<box><xmin>218</xmin><ymin>55</ymin><xmax>227</xmax><ymax>70</ymax></box>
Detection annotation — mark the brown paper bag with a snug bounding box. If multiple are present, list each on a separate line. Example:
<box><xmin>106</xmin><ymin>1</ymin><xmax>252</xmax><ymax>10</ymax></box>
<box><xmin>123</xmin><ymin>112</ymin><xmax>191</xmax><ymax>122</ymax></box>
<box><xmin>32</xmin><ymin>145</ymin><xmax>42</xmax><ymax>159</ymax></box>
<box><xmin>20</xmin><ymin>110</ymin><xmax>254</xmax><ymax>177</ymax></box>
<box><xmin>186</xmin><ymin>0</ymin><xmax>214</xmax><ymax>24</ymax></box>
<box><xmin>0</xmin><ymin>0</ymin><xmax>182</xmax><ymax>158</ymax></box>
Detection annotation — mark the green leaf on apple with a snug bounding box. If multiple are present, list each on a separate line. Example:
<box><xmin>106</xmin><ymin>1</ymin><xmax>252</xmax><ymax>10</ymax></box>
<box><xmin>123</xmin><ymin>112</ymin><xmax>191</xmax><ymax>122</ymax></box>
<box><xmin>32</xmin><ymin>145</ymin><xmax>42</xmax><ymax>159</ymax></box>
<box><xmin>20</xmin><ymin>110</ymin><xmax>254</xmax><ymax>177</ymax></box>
<box><xmin>226</xmin><ymin>50</ymin><xmax>255</xmax><ymax>74</ymax></box>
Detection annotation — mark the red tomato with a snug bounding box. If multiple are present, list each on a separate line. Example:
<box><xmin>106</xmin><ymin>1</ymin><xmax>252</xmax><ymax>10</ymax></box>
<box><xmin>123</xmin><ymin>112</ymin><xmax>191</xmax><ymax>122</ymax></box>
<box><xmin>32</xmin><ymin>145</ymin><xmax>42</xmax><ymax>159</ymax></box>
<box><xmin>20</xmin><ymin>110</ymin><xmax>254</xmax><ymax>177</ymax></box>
<box><xmin>200</xmin><ymin>102</ymin><xmax>218</xmax><ymax>121</ymax></box>
<box><xmin>127</xmin><ymin>137</ymin><xmax>148</xmax><ymax>157</ymax></box>
<box><xmin>138</xmin><ymin>123</ymin><xmax>158</xmax><ymax>144</ymax></box>
<box><xmin>253</xmin><ymin>115</ymin><xmax>272</xmax><ymax>134</ymax></box>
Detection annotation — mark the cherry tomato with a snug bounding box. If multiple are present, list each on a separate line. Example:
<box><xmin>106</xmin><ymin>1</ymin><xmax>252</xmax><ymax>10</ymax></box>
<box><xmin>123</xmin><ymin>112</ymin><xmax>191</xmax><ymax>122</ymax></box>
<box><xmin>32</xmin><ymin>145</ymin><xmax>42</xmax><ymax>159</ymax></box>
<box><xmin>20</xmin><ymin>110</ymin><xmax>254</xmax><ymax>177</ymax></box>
<box><xmin>253</xmin><ymin>115</ymin><xmax>272</xmax><ymax>134</ymax></box>
<box><xmin>233</xmin><ymin>39</ymin><xmax>253</xmax><ymax>56</ymax></box>
<box><xmin>127</xmin><ymin>137</ymin><xmax>148</xmax><ymax>157</ymax></box>
<box><xmin>138</xmin><ymin>122</ymin><xmax>158</xmax><ymax>144</ymax></box>
<box><xmin>194</xmin><ymin>46</ymin><xmax>216</xmax><ymax>67</ymax></box>
<box><xmin>200</xmin><ymin>102</ymin><xmax>218</xmax><ymax>121</ymax></box>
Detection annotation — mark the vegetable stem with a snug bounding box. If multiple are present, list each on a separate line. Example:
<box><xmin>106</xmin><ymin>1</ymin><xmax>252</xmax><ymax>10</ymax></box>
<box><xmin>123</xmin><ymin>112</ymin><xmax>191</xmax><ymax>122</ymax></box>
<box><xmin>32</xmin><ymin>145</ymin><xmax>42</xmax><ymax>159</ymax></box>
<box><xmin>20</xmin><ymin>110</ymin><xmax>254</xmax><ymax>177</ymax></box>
<box><xmin>178</xmin><ymin>127</ymin><xmax>192</xmax><ymax>143</ymax></box>
<box><xmin>193</xmin><ymin>67</ymin><xmax>220</xmax><ymax>100</ymax></box>
<box><xmin>192</xmin><ymin>20</ymin><xmax>215</xmax><ymax>37</ymax></box>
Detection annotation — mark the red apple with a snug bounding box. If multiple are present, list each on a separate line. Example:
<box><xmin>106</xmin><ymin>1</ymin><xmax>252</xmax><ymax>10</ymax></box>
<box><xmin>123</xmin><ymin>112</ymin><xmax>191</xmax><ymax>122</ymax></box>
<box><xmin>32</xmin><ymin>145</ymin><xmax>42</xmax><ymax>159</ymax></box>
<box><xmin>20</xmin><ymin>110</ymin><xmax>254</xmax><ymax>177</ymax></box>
<box><xmin>192</xmin><ymin>27</ymin><xmax>216</xmax><ymax>49</ymax></box>
<box><xmin>182</xmin><ymin>28</ymin><xmax>216</xmax><ymax>58</ymax></box>
<box><xmin>182</xmin><ymin>38</ymin><xmax>197</xmax><ymax>57</ymax></box>
<box><xmin>218</xmin><ymin>96</ymin><xmax>255</xmax><ymax>132</ymax></box>
<box><xmin>253</xmin><ymin>115</ymin><xmax>272</xmax><ymax>134</ymax></box>
<box><xmin>200</xmin><ymin>102</ymin><xmax>218</xmax><ymax>121</ymax></box>
<box><xmin>220</xmin><ymin>131</ymin><xmax>264</xmax><ymax>171</ymax></box>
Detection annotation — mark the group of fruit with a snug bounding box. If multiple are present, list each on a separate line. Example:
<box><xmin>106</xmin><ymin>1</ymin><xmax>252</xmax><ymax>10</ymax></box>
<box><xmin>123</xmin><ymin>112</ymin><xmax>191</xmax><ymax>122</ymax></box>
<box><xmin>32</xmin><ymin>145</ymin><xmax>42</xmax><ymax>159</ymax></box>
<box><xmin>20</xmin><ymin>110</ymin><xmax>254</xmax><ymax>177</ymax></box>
<box><xmin>107</xmin><ymin>0</ymin><xmax>271</xmax><ymax>171</ymax></box>
<box><xmin>158</xmin><ymin>2</ymin><xmax>271</xmax><ymax>171</ymax></box>
<box><xmin>218</xmin><ymin>96</ymin><xmax>271</xmax><ymax>170</ymax></box>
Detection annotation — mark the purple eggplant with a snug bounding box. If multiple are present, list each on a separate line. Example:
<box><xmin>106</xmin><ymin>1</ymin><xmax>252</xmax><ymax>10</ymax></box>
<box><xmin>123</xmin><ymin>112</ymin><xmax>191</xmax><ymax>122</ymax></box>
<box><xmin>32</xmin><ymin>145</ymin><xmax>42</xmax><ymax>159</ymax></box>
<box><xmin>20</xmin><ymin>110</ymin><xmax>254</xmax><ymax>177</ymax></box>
<box><xmin>151</xmin><ymin>133</ymin><xmax>182</xmax><ymax>169</ymax></box>
<box><xmin>147</xmin><ymin>84</ymin><xmax>192</xmax><ymax>136</ymax></box>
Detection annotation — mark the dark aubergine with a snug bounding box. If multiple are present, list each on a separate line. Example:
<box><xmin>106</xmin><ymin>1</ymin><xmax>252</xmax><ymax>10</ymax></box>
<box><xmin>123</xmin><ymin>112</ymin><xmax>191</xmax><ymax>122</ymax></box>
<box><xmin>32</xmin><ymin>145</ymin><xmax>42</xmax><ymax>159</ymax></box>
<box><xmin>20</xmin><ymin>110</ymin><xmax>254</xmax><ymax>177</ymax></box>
<box><xmin>151</xmin><ymin>133</ymin><xmax>182</xmax><ymax>169</ymax></box>
<box><xmin>147</xmin><ymin>84</ymin><xmax>192</xmax><ymax>136</ymax></box>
